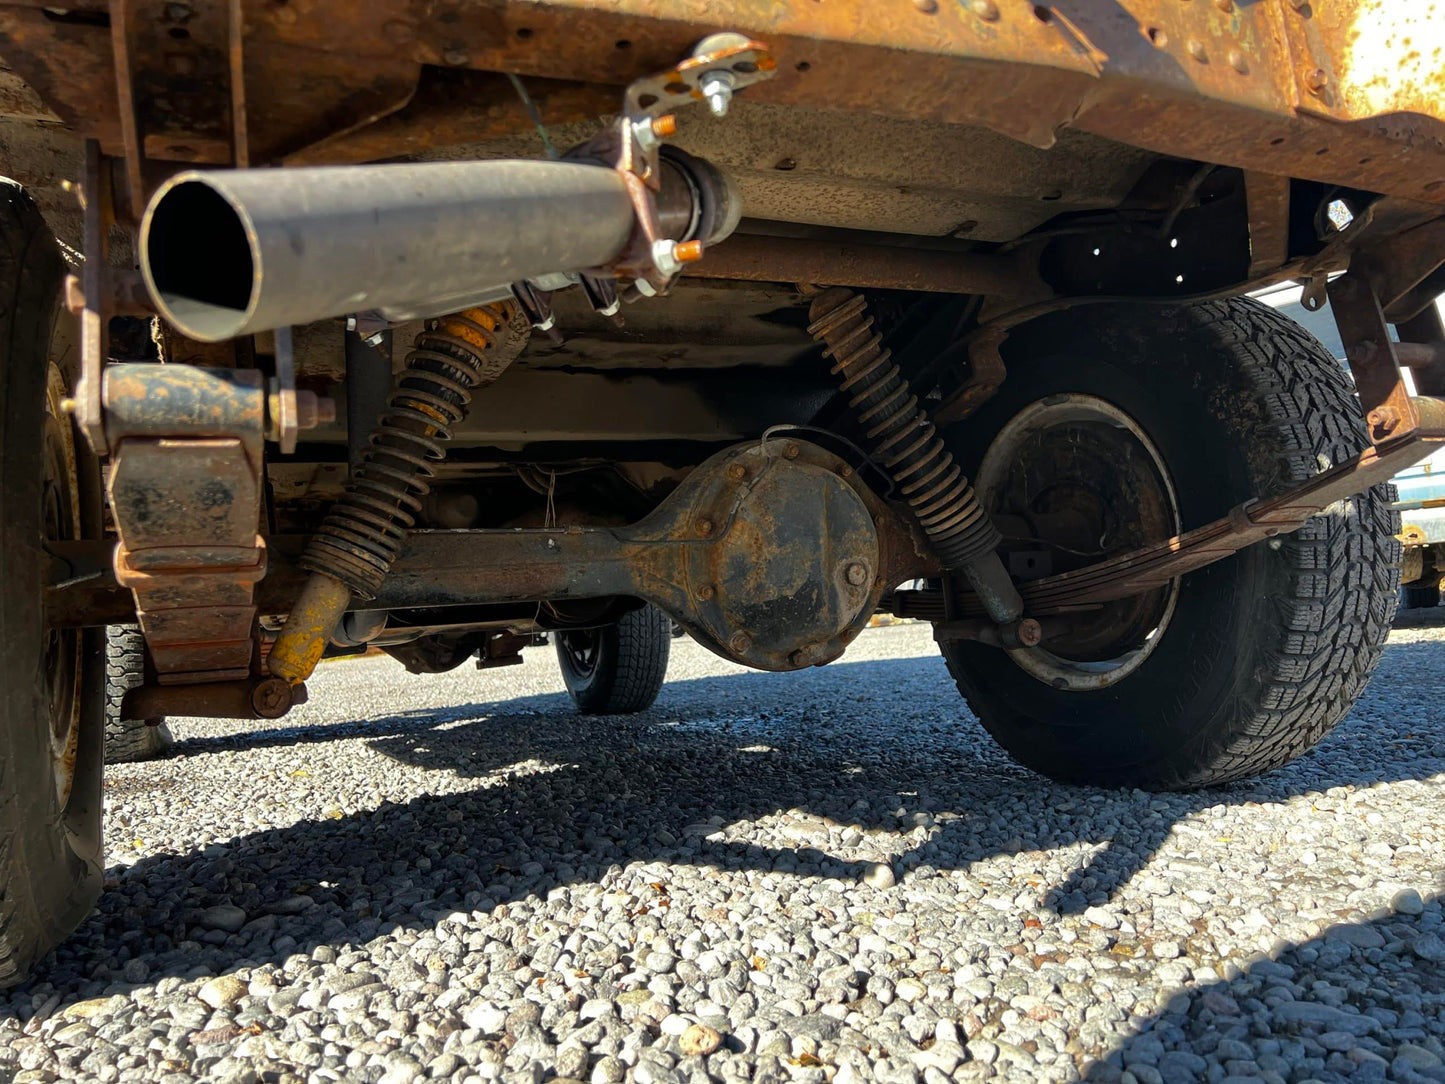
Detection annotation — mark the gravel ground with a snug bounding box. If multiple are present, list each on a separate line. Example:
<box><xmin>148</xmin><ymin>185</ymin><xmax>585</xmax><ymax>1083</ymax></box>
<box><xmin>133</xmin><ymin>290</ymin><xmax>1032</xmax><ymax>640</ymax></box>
<box><xmin>4</xmin><ymin>617</ymin><xmax>1445</xmax><ymax>1084</ymax></box>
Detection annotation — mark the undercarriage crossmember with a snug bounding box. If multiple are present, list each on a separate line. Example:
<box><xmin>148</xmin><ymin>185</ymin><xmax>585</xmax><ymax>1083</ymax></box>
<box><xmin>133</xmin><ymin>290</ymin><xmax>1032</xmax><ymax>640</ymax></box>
<box><xmin>35</xmin><ymin>21</ymin><xmax>1445</xmax><ymax>720</ymax></box>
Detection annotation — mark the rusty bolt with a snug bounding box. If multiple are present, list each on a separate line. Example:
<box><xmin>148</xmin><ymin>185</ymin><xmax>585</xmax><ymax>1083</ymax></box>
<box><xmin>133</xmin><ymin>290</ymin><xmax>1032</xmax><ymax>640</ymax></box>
<box><xmin>651</xmin><ymin>114</ymin><xmax>678</xmax><ymax>139</ymax></box>
<box><xmin>695</xmin><ymin>583</ymin><xmax>716</xmax><ymax>600</ymax></box>
<box><xmin>967</xmin><ymin>0</ymin><xmax>1000</xmax><ymax>19</ymax></box>
<box><xmin>696</xmin><ymin>517</ymin><xmax>714</xmax><ymax>537</ymax></box>
<box><xmin>729</xmin><ymin>631</ymin><xmax>752</xmax><ymax>654</ymax></box>
<box><xmin>1227</xmin><ymin>49</ymin><xmax>1248</xmax><ymax>73</ymax></box>
<box><xmin>250</xmin><ymin>677</ymin><xmax>293</xmax><ymax>720</ymax></box>
<box><xmin>1016</xmin><ymin>618</ymin><xmax>1043</xmax><ymax>648</ymax></box>
<box><xmin>727</xmin><ymin>464</ymin><xmax>747</xmax><ymax>480</ymax></box>
<box><xmin>294</xmin><ymin>391</ymin><xmax>337</xmax><ymax>430</ymax></box>
<box><xmin>1367</xmin><ymin>405</ymin><xmax>1402</xmax><ymax>436</ymax></box>
<box><xmin>443</xmin><ymin>48</ymin><xmax>470</xmax><ymax>66</ymax></box>
<box><xmin>674</xmin><ymin>240</ymin><xmax>705</xmax><ymax>263</ymax></box>
<box><xmin>1305</xmin><ymin>68</ymin><xmax>1327</xmax><ymax>94</ymax></box>
<box><xmin>836</xmin><ymin>464</ymin><xmax>853</xmax><ymax>478</ymax></box>
<box><xmin>912</xmin><ymin>0</ymin><xmax>939</xmax><ymax>11</ymax></box>
<box><xmin>845</xmin><ymin>562</ymin><xmax>870</xmax><ymax>586</ymax></box>
<box><xmin>1185</xmin><ymin>38</ymin><xmax>1207</xmax><ymax>62</ymax></box>
<box><xmin>783</xmin><ymin>442</ymin><xmax>801</xmax><ymax>460</ymax></box>
<box><xmin>789</xmin><ymin>649</ymin><xmax>811</xmax><ymax>667</ymax></box>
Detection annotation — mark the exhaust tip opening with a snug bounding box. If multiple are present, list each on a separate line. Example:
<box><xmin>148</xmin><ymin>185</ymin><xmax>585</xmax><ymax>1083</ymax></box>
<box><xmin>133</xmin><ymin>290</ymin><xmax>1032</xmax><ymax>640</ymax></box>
<box><xmin>142</xmin><ymin>179</ymin><xmax>256</xmax><ymax>342</ymax></box>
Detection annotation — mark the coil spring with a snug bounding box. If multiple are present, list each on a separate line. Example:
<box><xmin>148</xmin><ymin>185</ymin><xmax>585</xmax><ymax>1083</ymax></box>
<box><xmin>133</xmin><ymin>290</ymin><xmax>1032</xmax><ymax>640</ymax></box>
<box><xmin>301</xmin><ymin>303</ymin><xmax>515</xmax><ymax>598</ymax></box>
<box><xmin>806</xmin><ymin>288</ymin><xmax>1000</xmax><ymax>568</ymax></box>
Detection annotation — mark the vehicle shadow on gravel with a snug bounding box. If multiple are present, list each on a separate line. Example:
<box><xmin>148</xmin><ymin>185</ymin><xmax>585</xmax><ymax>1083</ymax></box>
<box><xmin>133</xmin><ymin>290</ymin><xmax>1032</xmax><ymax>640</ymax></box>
<box><xmin>362</xmin><ymin>643</ymin><xmax>1445</xmax><ymax>920</ymax></box>
<box><xmin>10</xmin><ymin>636</ymin><xmax>1442</xmax><ymax>1016</ymax></box>
<box><xmin>1080</xmin><ymin>906</ymin><xmax>1445</xmax><ymax>1082</ymax></box>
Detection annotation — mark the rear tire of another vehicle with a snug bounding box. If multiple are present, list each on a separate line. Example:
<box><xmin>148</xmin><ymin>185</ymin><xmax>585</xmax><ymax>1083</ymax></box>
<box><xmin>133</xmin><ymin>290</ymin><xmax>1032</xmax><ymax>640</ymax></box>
<box><xmin>105</xmin><ymin>626</ymin><xmax>174</xmax><ymax>763</ymax></box>
<box><xmin>556</xmin><ymin>605</ymin><xmax>671</xmax><ymax>714</ymax></box>
<box><xmin>1402</xmin><ymin>583</ymin><xmax>1440</xmax><ymax>609</ymax></box>
<box><xmin>0</xmin><ymin>181</ymin><xmax>106</xmax><ymax>987</ymax></box>
<box><xmin>940</xmin><ymin>298</ymin><xmax>1400</xmax><ymax>790</ymax></box>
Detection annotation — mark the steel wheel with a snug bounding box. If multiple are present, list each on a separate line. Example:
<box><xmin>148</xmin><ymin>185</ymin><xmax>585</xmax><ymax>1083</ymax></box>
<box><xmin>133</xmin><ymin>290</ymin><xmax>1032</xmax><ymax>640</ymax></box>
<box><xmin>976</xmin><ymin>393</ymin><xmax>1181</xmax><ymax>691</ymax></box>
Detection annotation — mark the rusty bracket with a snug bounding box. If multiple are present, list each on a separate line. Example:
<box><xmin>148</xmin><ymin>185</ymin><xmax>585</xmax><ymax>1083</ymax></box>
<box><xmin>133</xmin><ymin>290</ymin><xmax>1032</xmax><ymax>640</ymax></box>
<box><xmin>74</xmin><ymin>139</ymin><xmax>113</xmax><ymax>457</ymax></box>
<box><xmin>582</xmin><ymin>32</ymin><xmax>775</xmax><ymax>297</ymax></box>
<box><xmin>103</xmin><ymin>364</ymin><xmax>269</xmax><ymax>685</ymax></box>
<box><xmin>108</xmin><ymin>0</ymin><xmax>146</xmax><ymax>222</ymax></box>
<box><xmin>121</xmin><ymin>676</ymin><xmax>305</xmax><ymax>721</ymax></box>
<box><xmin>1328</xmin><ymin>272</ymin><xmax>1419</xmax><ymax>444</ymax></box>
<box><xmin>933</xmin><ymin>325</ymin><xmax>1009</xmax><ymax>426</ymax></box>
<box><xmin>623</xmin><ymin>31</ymin><xmax>776</xmax><ymax>118</ymax></box>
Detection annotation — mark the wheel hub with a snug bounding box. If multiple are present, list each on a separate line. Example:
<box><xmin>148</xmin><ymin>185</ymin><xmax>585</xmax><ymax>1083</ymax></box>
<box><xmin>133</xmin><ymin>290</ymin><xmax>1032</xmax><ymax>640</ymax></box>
<box><xmin>977</xmin><ymin>393</ymin><xmax>1181</xmax><ymax>691</ymax></box>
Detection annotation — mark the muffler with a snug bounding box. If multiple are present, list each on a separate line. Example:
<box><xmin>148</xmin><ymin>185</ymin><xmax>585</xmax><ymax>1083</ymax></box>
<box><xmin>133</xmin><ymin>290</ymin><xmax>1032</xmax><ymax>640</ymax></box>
<box><xmin>140</xmin><ymin>151</ymin><xmax>736</xmax><ymax>342</ymax></box>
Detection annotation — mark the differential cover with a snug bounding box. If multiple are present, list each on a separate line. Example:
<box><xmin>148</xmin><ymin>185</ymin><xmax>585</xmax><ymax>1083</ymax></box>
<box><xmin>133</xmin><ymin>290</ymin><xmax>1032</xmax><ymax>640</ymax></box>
<box><xmin>681</xmin><ymin>440</ymin><xmax>879</xmax><ymax>671</ymax></box>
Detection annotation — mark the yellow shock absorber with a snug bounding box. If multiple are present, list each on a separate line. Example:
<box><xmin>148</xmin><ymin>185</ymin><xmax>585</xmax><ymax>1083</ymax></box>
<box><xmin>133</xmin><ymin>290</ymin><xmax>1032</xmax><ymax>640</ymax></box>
<box><xmin>268</xmin><ymin>304</ymin><xmax>515</xmax><ymax>684</ymax></box>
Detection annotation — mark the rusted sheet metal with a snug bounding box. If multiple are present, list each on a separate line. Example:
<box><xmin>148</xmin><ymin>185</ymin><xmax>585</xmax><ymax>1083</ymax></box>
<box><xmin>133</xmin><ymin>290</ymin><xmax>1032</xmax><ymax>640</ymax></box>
<box><xmin>0</xmin><ymin>7</ymin><xmax>122</xmax><ymax>146</ymax></box>
<box><xmin>1281</xmin><ymin>0</ymin><xmax>1444</xmax><ymax>135</ymax></box>
<box><xmin>283</xmin><ymin>71</ymin><xmax>612</xmax><ymax>166</ymax></box>
<box><xmin>1</xmin><ymin>1</ymin><xmax>1442</xmax><ymax>207</ymax></box>
<box><xmin>255</xmin><ymin>0</ymin><xmax>1445</xmax><ymax>201</ymax></box>
<box><xmin>683</xmin><ymin>232</ymin><xmax>1039</xmax><ymax>297</ymax></box>
<box><xmin>1244</xmin><ymin>171</ymin><xmax>1291</xmax><ymax>277</ymax></box>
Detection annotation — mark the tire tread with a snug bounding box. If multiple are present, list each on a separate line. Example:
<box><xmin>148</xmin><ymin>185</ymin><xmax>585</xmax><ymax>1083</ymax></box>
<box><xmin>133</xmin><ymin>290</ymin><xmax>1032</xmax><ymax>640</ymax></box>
<box><xmin>943</xmin><ymin>296</ymin><xmax>1399</xmax><ymax>788</ymax></box>
<box><xmin>104</xmin><ymin>626</ymin><xmax>173</xmax><ymax>763</ymax></box>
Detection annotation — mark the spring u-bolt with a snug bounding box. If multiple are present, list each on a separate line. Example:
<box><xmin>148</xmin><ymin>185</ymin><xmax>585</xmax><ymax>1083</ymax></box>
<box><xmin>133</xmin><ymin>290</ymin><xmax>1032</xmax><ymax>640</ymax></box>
<box><xmin>807</xmin><ymin>287</ymin><xmax>1024</xmax><ymax>625</ymax></box>
<box><xmin>268</xmin><ymin>303</ymin><xmax>516</xmax><ymax>685</ymax></box>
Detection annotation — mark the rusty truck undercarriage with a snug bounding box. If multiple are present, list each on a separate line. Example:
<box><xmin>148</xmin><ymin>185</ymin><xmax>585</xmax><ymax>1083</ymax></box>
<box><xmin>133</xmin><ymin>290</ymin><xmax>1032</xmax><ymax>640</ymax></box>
<box><xmin>1</xmin><ymin>0</ymin><xmax>1444</xmax><ymax>985</ymax></box>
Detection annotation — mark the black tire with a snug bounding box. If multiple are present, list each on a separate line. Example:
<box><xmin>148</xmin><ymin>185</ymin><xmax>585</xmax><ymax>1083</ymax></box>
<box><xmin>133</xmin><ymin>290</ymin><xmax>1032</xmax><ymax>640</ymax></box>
<box><xmin>555</xmin><ymin>605</ymin><xmax>671</xmax><ymax>714</ymax></box>
<box><xmin>940</xmin><ymin>297</ymin><xmax>1400</xmax><ymax>789</ymax></box>
<box><xmin>104</xmin><ymin>626</ymin><xmax>174</xmax><ymax>763</ymax></box>
<box><xmin>0</xmin><ymin>181</ymin><xmax>106</xmax><ymax>987</ymax></box>
<box><xmin>1403</xmin><ymin>583</ymin><xmax>1440</xmax><ymax>609</ymax></box>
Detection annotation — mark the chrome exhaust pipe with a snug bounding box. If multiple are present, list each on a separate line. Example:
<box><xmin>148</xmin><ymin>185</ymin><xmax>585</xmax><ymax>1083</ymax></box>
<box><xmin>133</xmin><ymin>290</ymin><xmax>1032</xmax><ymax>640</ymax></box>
<box><xmin>140</xmin><ymin>157</ymin><xmax>709</xmax><ymax>342</ymax></box>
